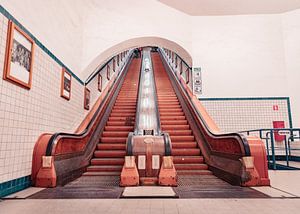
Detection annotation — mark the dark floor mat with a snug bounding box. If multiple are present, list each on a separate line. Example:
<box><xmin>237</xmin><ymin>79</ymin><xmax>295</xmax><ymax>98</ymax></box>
<box><xmin>29</xmin><ymin>175</ymin><xmax>269</xmax><ymax>199</ymax></box>
<box><xmin>29</xmin><ymin>176</ymin><xmax>123</xmax><ymax>199</ymax></box>
<box><xmin>174</xmin><ymin>175</ymin><xmax>269</xmax><ymax>198</ymax></box>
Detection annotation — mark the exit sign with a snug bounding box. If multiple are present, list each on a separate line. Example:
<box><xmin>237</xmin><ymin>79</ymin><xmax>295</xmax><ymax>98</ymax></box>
<box><xmin>273</xmin><ymin>105</ymin><xmax>279</xmax><ymax>111</ymax></box>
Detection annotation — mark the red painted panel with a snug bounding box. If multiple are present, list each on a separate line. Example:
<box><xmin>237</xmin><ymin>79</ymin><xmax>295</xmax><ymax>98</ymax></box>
<box><xmin>273</xmin><ymin>121</ymin><xmax>285</xmax><ymax>141</ymax></box>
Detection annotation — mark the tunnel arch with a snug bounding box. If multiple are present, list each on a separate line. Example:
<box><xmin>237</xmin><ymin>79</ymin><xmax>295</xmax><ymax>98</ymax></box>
<box><xmin>81</xmin><ymin>36</ymin><xmax>193</xmax><ymax>81</ymax></box>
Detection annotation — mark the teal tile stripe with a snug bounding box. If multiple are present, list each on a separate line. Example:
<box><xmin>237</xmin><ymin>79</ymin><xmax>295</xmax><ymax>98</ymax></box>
<box><xmin>0</xmin><ymin>175</ymin><xmax>31</xmax><ymax>198</ymax></box>
<box><xmin>199</xmin><ymin>97</ymin><xmax>289</xmax><ymax>101</ymax></box>
<box><xmin>0</xmin><ymin>5</ymin><xmax>84</xmax><ymax>85</ymax></box>
<box><xmin>199</xmin><ymin>96</ymin><xmax>293</xmax><ymax>128</ymax></box>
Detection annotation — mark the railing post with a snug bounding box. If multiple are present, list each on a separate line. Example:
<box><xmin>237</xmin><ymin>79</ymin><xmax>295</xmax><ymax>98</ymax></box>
<box><xmin>270</xmin><ymin>130</ymin><xmax>276</xmax><ymax>170</ymax></box>
<box><xmin>284</xmin><ymin>135</ymin><xmax>289</xmax><ymax>167</ymax></box>
<box><xmin>266</xmin><ymin>132</ymin><xmax>270</xmax><ymax>168</ymax></box>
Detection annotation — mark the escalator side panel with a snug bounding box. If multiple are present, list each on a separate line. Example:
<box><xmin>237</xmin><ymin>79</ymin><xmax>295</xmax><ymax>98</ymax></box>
<box><xmin>83</xmin><ymin>58</ymin><xmax>141</xmax><ymax>176</ymax></box>
<box><xmin>153</xmin><ymin>52</ymin><xmax>255</xmax><ymax>185</ymax></box>
<box><xmin>33</xmin><ymin>56</ymin><xmax>139</xmax><ymax>186</ymax></box>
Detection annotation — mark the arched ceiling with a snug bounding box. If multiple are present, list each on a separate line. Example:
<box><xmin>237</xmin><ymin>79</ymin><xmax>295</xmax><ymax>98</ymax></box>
<box><xmin>158</xmin><ymin>0</ymin><xmax>300</xmax><ymax>16</ymax></box>
<box><xmin>82</xmin><ymin>36</ymin><xmax>192</xmax><ymax>81</ymax></box>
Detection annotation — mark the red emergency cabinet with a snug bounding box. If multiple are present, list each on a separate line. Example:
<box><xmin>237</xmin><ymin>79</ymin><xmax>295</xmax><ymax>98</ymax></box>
<box><xmin>273</xmin><ymin>121</ymin><xmax>285</xmax><ymax>141</ymax></box>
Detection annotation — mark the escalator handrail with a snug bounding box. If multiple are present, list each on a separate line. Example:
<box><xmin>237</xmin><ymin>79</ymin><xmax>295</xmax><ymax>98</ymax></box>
<box><xmin>133</xmin><ymin>54</ymin><xmax>144</xmax><ymax>135</ymax></box>
<box><xmin>45</xmin><ymin>52</ymin><xmax>134</xmax><ymax>156</ymax></box>
<box><xmin>85</xmin><ymin>50</ymin><xmax>130</xmax><ymax>85</ymax></box>
<box><xmin>151</xmin><ymin>52</ymin><xmax>162</xmax><ymax>135</ymax></box>
<box><xmin>158</xmin><ymin>49</ymin><xmax>251</xmax><ymax>156</ymax></box>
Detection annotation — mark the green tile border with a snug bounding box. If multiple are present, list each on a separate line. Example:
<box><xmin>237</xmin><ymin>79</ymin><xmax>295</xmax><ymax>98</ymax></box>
<box><xmin>0</xmin><ymin>175</ymin><xmax>31</xmax><ymax>198</ymax></box>
<box><xmin>0</xmin><ymin>5</ymin><xmax>84</xmax><ymax>85</ymax></box>
<box><xmin>199</xmin><ymin>97</ymin><xmax>293</xmax><ymax>129</ymax></box>
<box><xmin>199</xmin><ymin>97</ymin><xmax>289</xmax><ymax>101</ymax></box>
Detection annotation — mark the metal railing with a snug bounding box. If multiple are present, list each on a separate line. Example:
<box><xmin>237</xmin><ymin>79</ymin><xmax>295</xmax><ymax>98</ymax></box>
<box><xmin>161</xmin><ymin>48</ymin><xmax>193</xmax><ymax>93</ymax></box>
<box><xmin>240</xmin><ymin>128</ymin><xmax>300</xmax><ymax>170</ymax></box>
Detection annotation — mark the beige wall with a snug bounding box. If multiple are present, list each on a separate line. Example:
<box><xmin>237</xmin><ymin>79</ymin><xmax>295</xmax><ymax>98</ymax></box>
<box><xmin>1</xmin><ymin>1</ymin><xmax>300</xmax><ymax>184</ymax></box>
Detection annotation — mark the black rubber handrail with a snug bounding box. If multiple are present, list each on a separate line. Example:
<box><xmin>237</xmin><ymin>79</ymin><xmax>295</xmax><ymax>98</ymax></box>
<box><xmin>162</xmin><ymin>132</ymin><xmax>172</xmax><ymax>156</ymax></box>
<box><xmin>85</xmin><ymin>51</ymin><xmax>129</xmax><ymax>85</ymax></box>
<box><xmin>126</xmin><ymin>132</ymin><xmax>134</xmax><ymax>156</ymax></box>
<box><xmin>163</xmin><ymin>47</ymin><xmax>192</xmax><ymax>70</ymax></box>
<box><xmin>45</xmin><ymin>52</ymin><xmax>134</xmax><ymax>156</ymax></box>
<box><xmin>158</xmin><ymin>49</ymin><xmax>251</xmax><ymax>156</ymax></box>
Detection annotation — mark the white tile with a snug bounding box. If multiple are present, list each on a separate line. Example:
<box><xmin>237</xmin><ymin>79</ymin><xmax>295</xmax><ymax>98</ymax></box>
<box><xmin>0</xmin><ymin>13</ymin><xmax>131</xmax><ymax>183</ymax></box>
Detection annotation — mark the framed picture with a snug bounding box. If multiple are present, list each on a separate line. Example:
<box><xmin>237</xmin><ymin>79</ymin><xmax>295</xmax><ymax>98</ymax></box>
<box><xmin>113</xmin><ymin>58</ymin><xmax>116</xmax><ymax>72</ymax></box>
<box><xmin>185</xmin><ymin>67</ymin><xmax>190</xmax><ymax>84</ymax></box>
<box><xmin>84</xmin><ymin>87</ymin><xmax>90</xmax><ymax>110</ymax></box>
<box><xmin>98</xmin><ymin>73</ymin><xmax>102</xmax><ymax>92</ymax></box>
<box><xmin>60</xmin><ymin>68</ymin><xmax>72</xmax><ymax>100</ymax></box>
<box><xmin>180</xmin><ymin>61</ymin><xmax>183</xmax><ymax>75</ymax></box>
<box><xmin>107</xmin><ymin>65</ymin><xmax>110</xmax><ymax>80</ymax></box>
<box><xmin>3</xmin><ymin>20</ymin><xmax>35</xmax><ymax>89</ymax></box>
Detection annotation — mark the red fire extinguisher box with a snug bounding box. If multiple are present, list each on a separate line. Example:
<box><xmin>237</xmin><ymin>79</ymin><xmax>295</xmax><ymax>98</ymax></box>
<box><xmin>273</xmin><ymin>121</ymin><xmax>285</xmax><ymax>141</ymax></box>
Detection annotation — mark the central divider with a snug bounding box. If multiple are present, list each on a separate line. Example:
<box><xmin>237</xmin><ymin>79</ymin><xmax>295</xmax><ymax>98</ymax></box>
<box><xmin>121</xmin><ymin>48</ymin><xmax>176</xmax><ymax>187</ymax></box>
<box><xmin>135</xmin><ymin>48</ymin><xmax>161</xmax><ymax>136</ymax></box>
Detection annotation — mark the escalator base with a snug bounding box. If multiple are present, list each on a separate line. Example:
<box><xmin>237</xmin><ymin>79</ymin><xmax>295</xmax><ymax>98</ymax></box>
<box><xmin>29</xmin><ymin>176</ymin><xmax>123</xmax><ymax>199</ymax></box>
<box><xmin>29</xmin><ymin>175</ymin><xmax>269</xmax><ymax>199</ymax></box>
<box><xmin>174</xmin><ymin>175</ymin><xmax>269</xmax><ymax>198</ymax></box>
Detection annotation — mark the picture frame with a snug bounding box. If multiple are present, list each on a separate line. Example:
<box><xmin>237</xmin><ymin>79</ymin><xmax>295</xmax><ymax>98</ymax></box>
<box><xmin>113</xmin><ymin>58</ymin><xmax>116</xmax><ymax>72</ymax></box>
<box><xmin>185</xmin><ymin>67</ymin><xmax>190</xmax><ymax>84</ymax></box>
<box><xmin>98</xmin><ymin>73</ymin><xmax>102</xmax><ymax>92</ymax></box>
<box><xmin>107</xmin><ymin>64</ymin><xmax>110</xmax><ymax>80</ymax></box>
<box><xmin>60</xmin><ymin>68</ymin><xmax>72</xmax><ymax>100</ymax></box>
<box><xmin>3</xmin><ymin>20</ymin><xmax>35</xmax><ymax>89</ymax></box>
<box><xmin>84</xmin><ymin>87</ymin><xmax>90</xmax><ymax>110</ymax></box>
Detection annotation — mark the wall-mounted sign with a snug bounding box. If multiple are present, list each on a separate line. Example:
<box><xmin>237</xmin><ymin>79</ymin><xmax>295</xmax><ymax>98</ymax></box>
<box><xmin>98</xmin><ymin>74</ymin><xmax>102</xmax><ymax>92</ymax></box>
<box><xmin>60</xmin><ymin>68</ymin><xmax>72</xmax><ymax>100</ymax></box>
<box><xmin>107</xmin><ymin>64</ymin><xmax>110</xmax><ymax>80</ymax></box>
<box><xmin>84</xmin><ymin>87</ymin><xmax>90</xmax><ymax>110</ymax></box>
<box><xmin>185</xmin><ymin>67</ymin><xmax>190</xmax><ymax>84</ymax></box>
<box><xmin>193</xmin><ymin>67</ymin><xmax>202</xmax><ymax>96</ymax></box>
<box><xmin>273</xmin><ymin>105</ymin><xmax>279</xmax><ymax>111</ymax></box>
<box><xmin>113</xmin><ymin>58</ymin><xmax>116</xmax><ymax>72</ymax></box>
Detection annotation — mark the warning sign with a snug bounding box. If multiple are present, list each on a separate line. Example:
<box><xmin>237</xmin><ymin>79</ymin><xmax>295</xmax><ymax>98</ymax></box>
<box><xmin>193</xmin><ymin>67</ymin><xmax>202</xmax><ymax>96</ymax></box>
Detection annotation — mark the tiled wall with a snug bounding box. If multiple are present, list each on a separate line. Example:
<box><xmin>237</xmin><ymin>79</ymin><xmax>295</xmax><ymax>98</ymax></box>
<box><xmin>0</xmin><ymin>12</ymin><xmax>130</xmax><ymax>187</ymax></box>
<box><xmin>200</xmin><ymin>98</ymin><xmax>292</xmax><ymax>133</ymax></box>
